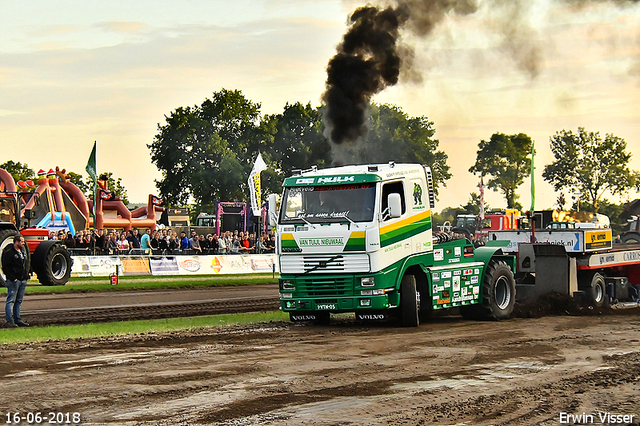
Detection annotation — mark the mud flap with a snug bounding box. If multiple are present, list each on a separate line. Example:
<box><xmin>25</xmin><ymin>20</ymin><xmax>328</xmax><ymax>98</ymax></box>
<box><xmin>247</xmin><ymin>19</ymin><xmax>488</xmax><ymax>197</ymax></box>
<box><xmin>356</xmin><ymin>312</ymin><xmax>388</xmax><ymax>321</ymax></box>
<box><xmin>289</xmin><ymin>313</ymin><xmax>322</xmax><ymax>322</ymax></box>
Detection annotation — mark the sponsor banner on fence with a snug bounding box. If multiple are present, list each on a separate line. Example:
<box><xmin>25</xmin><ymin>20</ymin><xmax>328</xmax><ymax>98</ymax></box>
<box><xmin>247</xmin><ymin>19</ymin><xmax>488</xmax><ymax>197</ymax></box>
<box><xmin>121</xmin><ymin>256</ymin><xmax>151</xmax><ymax>275</ymax></box>
<box><xmin>71</xmin><ymin>256</ymin><xmax>123</xmax><ymax>277</ymax></box>
<box><xmin>174</xmin><ymin>254</ymin><xmax>277</xmax><ymax>275</ymax></box>
<box><xmin>149</xmin><ymin>256</ymin><xmax>180</xmax><ymax>275</ymax></box>
<box><xmin>71</xmin><ymin>254</ymin><xmax>278</xmax><ymax>277</ymax></box>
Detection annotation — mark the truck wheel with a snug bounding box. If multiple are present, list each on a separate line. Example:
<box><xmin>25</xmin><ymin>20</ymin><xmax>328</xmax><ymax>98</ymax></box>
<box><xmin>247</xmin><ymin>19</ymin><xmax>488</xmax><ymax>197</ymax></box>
<box><xmin>401</xmin><ymin>274</ymin><xmax>420</xmax><ymax>327</ymax></box>
<box><xmin>621</xmin><ymin>232</ymin><xmax>640</xmax><ymax>244</ymax></box>
<box><xmin>0</xmin><ymin>229</ymin><xmax>21</xmax><ymax>285</ymax></box>
<box><xmin>32</xmin><ymin>242</ymin><xmax>72</xmax><ymax>286</ymax></box>
<box><xmin>585</xmin><ymin>272</ymin><xmax>607</xmax><ymax>308</ymax></box>
<box><xmin>482</xmin><ymin>260</ymin><xmax>516</xmax><ymax>320</ymax></box>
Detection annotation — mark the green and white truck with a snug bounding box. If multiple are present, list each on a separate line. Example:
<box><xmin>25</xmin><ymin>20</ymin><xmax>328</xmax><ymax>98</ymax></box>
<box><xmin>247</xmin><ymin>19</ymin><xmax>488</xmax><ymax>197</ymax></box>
<box><xmin>270</xmin><ymin>162</ymin><xmax>517</xmax><ymax>326</ymax></box>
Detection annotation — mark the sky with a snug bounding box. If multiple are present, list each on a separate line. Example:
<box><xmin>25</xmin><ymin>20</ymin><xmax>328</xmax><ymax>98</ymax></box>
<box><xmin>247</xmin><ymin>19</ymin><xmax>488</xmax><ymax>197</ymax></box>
<box><xmin>1</xmin><ymin>0</ymin><xmax>639</xmax><ymax>214</ymax></box>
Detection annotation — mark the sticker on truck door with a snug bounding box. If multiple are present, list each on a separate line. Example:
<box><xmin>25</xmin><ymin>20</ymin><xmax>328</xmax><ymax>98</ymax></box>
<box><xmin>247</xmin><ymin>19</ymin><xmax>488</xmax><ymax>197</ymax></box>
<box><xmin>434</xmin><ymin>248</ymin><xmax>444</xmax><ymax>261</ymax></box>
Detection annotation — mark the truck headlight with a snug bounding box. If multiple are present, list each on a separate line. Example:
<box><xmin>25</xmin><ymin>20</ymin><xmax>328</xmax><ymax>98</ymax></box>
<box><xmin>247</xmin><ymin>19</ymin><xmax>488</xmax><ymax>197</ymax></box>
<box><xmin>360</xmin><ymin>299</ymin><xmax>371</xmax><ymax>306</ymax></box>
<box><xmin>285</xmin><ymin>300</ymin><xmax>296</xmax><ymax>308</ymax></box>
<box><xmin>361</xmin><ymin>277</ymin><xmax>375</xmax><ymax>287</ymax></box>
<box><xmin>279</xmin><ymin>293</ymin><xmax>293</xmax><ymax>299</ymax></box>
<box><xmin>281</xmin><ymin>281</ymin><xmax>295</xmax><ymax>290</ymax></box>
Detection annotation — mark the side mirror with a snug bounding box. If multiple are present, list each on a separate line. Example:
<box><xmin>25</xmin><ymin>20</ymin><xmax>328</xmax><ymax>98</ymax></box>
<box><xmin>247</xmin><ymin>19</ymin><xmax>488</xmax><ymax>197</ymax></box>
<box><xmin>268</xmin><ymin>194</ymin><xmax>278</xmax><ymax>228</ymax></box>
<box><xmin>388</xmin><ymin>193</ymin><xmax>402</xmax><ymax>218</ymax></box>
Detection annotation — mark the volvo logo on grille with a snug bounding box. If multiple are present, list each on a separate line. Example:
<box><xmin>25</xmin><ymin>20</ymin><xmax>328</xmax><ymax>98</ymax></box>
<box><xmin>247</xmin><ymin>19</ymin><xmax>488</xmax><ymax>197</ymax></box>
<box><xmin>319</xmin><ymin>261</ymin><xmax>327</xmax><ymax>267</ymax></box>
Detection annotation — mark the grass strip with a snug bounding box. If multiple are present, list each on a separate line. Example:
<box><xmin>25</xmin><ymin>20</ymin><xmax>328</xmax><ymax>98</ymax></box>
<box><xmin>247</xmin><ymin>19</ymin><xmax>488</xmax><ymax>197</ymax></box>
<box><xmin>0</xmin><ymin>311</ymin><xmax>289</xmax><ymax>345</ymax></box>
<box><xmin>0</xmin><ymin>274</ymin><xmax>278</xmax><ymax>295</ymax></box>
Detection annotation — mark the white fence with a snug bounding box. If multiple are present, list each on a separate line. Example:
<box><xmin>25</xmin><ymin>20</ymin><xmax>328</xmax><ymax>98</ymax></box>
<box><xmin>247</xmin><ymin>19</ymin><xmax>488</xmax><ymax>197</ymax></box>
<box><xmin>71</xmin><ymin>254</ymin><xmax>278</xmax><ymax>277</ymax></box>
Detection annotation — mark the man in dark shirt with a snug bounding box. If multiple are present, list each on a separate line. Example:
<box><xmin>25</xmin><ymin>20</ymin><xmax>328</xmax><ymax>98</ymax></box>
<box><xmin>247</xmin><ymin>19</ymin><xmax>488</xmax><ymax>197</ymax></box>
<box><xmin>127</xmin><ymin>229</ymin><xmax>141</xmax><ymax>249</ymax></box>
<box><xmin>1</xmin><ymin>235</ymin><xmax>30</xmax><ymax>328</ymax></box>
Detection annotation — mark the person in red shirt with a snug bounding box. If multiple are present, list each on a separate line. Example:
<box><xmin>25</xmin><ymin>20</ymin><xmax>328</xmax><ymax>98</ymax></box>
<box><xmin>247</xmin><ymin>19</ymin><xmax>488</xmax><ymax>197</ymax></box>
<box><xmin>240</xmin><ymin>235</ymin><xmax>253</xmax><ymax>253</ymax></box>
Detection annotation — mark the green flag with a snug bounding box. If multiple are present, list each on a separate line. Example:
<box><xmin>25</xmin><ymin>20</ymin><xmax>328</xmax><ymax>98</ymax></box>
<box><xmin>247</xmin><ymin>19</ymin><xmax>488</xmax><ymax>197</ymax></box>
<box><xmin>86</xmin><ymin>141</ymin><xmax>97</xmax><ymax>180</ymax></box>
<box><xmin>530</xmin><ymin>140</ymin><xmax>535</xmax><ymax>213</ymax></box>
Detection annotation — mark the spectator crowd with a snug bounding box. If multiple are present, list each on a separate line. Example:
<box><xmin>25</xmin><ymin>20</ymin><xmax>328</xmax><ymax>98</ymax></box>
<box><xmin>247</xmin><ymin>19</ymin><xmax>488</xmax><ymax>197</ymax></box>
<box><xmin>49</xmin><ymin>228</ymin><xmax>276</xmax><ymax>256</ymax></box>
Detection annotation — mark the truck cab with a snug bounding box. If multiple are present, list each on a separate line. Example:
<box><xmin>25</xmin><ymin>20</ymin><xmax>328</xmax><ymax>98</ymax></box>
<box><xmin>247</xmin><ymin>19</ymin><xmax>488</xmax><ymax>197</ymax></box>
<box><xmin>273</xmin><ymin>163</ymin><xmax>516</xmax><ymax>326</ymax></box>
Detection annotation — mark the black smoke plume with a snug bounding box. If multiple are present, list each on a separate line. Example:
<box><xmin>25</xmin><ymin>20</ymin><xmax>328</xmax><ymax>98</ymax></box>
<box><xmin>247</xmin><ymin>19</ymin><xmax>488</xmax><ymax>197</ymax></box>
<box><xmin>322</xmin><ymin>1</ymin><xmax>478</xmax><ymax>151</ymax></box>
<box><xmin>323</xmin><ymin>6</ymin><xmax>404</xmax><ymax>146</ymax></box>
<box><xmin>322</xmin><ymin>0</ymin><xmax>639</xmax><ymax>164</ymax></box>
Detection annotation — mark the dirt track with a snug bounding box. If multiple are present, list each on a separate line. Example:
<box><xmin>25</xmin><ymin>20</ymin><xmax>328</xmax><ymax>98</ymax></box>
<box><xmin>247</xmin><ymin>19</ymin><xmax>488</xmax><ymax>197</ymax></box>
<box><xmin>1</xmin><ymin>310</ymin><xmax>640</xmax><ymax>425</ymax></box>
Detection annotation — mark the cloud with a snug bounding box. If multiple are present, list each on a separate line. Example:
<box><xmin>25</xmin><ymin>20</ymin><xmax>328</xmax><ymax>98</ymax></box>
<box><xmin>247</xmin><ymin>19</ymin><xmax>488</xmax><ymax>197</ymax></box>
<box><xmin>94</xmin><ymin>20</ymin><xmax>149</xmax><ymax>34</ymax></box>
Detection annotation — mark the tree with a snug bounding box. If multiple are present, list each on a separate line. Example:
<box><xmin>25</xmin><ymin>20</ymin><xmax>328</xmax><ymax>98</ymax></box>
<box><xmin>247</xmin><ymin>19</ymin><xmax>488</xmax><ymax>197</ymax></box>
<box><xmin>469</xmin><ymin>132</ymin><xmax>533</xmax><ymax>209</ymax></box>
<box><xmin>543</xmin><ymin>127</ymin><xmax>637</xmax><ymax>212</ymax></box>
<box><xmin>66</xmin><ymin>171</ymin><xmax>89</xmax><ymax>195</ymax></box>
<box><xmin>556</xmin><ymin>193</ymin><xmax>566</xmax><ymax>211</ymax></box>
<box><xmin>432</xmin><ymin>206</ymin><xmax>464</xmax><ymax>229</ymax></box>
<box><xmin>260</xmin><ymin>102</ymin><xmax>331</xmax><ymax>194</ymax></box>
<box><xmin>0</xmin><ymin>160</ymin><xmax>35</xmax><ymax>183</ymax></box>
<box><xmin>361</xmin><ymin>104</ymin><xmax>451</xmax><ymax>198</ymax></box>
<box><xmin>460</xmin><ymin>192</ymin><xmax>489</xmax><ymax>215</ymax></box>
<box><xmin>148</xmin><ymin>89</ymin><xmax>263</xmax><ymax>212</ymax></box>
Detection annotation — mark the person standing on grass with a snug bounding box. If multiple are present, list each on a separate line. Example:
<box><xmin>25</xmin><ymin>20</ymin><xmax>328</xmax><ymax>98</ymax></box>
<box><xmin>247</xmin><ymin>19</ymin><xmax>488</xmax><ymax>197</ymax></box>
<box><xmin>1</xmin><ymin>235</ymin><xmax>30</xmax><ymax>328</ymax></box>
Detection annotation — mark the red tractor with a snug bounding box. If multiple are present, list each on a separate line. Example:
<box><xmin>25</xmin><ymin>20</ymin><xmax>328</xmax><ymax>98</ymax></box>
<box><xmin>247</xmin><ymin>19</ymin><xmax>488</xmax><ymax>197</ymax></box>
<box><xmin>0</xmin><ymin>194</ymin><xmax>72</xmax><ymax>286</ymax></box>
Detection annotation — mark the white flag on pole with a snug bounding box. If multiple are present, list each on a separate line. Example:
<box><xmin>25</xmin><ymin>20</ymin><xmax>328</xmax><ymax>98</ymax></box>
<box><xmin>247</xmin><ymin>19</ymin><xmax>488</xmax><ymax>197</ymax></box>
<box><xmin>248</xmin><ymin>152</ymin><xmax>267</xmax><ymax>216</ymax></box>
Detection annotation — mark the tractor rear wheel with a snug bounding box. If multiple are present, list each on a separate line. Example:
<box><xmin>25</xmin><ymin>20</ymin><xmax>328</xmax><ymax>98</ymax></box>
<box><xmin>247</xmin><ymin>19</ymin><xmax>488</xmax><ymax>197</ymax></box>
<box><xmin>621</xmin><ymin>232</ymin><xmax>640</xmax><ymax>244</ymax></box>
<box><xmin>0</xmin><ymin>229</ymin><xmax>30</xmax><ymax>285</ymax></box>
<box><xmin>482</xmin><ymin>259</ymin><xmax>516</xmax><ymax>320</ymax></box>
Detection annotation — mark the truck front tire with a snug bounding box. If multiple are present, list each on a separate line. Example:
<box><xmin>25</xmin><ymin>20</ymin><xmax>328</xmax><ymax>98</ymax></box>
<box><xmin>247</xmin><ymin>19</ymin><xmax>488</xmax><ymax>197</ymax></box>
<box><xmin>401</xmin><ymin>274</ymin><xmax>420</xmax><ymax>327</ymax></box>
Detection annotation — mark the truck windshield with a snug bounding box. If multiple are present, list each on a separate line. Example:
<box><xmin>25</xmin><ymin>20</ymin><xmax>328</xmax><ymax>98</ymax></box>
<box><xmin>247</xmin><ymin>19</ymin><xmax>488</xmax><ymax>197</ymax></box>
<box><xmin>280</xmin><ymin>183</ymin><xmax>376</xmax><ymax>223</ymax></box>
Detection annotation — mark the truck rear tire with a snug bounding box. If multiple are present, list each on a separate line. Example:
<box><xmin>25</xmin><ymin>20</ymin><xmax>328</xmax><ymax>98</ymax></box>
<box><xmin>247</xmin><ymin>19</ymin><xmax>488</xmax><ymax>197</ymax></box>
<box><xmin>584</xmin><ymin>272</ymin><xmax>607</xmax><ymax>308</ymax></box>
<box><xmin>482</xmin><ymin>260</ymin><xmax>516</xmax><ymax>320</ymax></box>
<box><xmin>32</xmin><ymin>242</ymin><xmax>72</xmax><ymax>286</ymax></box>
<box><xmin>401</xmin><ymin>274</ymin><xmax>420</xmax><ymax>327</ymax></box>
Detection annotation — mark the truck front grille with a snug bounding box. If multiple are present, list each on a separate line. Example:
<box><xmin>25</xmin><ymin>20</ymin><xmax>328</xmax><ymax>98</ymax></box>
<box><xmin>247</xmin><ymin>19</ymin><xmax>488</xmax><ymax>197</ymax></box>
<box><xmin>280</xmin><ymin>254</ymin><xmax>370</xmax><ymax>274</ymax></box>
<box><xmin>296</xmin><ymin>277</ymin><xmax>353</xmax><ymax>297</ymax></box>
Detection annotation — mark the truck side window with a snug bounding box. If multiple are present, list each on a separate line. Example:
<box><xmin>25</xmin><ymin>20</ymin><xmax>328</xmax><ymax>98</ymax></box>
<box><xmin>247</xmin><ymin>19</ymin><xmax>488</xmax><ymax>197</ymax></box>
<box><xmin>381</xmin><ymin>181</ymin><xmax>406</xmax><ymax>219</ymax></box>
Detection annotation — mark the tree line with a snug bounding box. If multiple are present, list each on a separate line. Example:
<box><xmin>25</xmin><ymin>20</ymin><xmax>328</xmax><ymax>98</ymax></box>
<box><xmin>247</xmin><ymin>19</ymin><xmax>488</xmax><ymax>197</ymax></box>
<box><xmin>147</xmin><ymin>88</ymin><xmax>452</xmax><ymax>214</ymax></box>
<box><xmin>3</xmin><ymin>88</ymin><xmax>639</xmax><ymax>225</ymax></box>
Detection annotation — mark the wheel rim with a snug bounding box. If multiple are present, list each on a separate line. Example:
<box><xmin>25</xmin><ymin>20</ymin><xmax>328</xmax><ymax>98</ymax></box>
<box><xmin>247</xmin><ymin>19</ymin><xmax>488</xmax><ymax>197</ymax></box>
<box><xmin>494</xmin><ymin>276</ymin><xmax>511</xmax><ymax>310</ymax></box>
<box><xmin>51</xmin><ymin>253</ymin><xmax>68</xmax><ymax>280</ymax></box>
<box><xmin>593</xmin><ymin>281</ymin><xmax>604</xmax><ymax>303</ymax></box>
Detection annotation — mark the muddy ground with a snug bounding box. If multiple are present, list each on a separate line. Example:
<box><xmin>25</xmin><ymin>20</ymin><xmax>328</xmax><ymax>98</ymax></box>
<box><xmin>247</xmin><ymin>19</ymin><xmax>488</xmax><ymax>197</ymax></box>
<box><xmin>1</xmin><ymin>309</ymin><xmax>640</xmax><ymax>426</ymax></box>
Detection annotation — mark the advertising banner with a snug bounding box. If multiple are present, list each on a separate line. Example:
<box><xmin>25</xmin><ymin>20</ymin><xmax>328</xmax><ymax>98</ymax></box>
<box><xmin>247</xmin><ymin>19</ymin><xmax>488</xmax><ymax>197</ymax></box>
<box><xmin>71</xmin><ymin>254</ymin><xmax>278</xmax><ymax>277</ymax></box>
<box><xmin>71</xmin><ymin>256</ymin><xmax>123</xmax><ymax>276</ymax></box>
<box><xmin>149</xmin><ymin>256</ymin><xmax>180</xmax><ymax>275</ymax></box>
<box><xmin>121</xmin><ymin>256</ymin><xmax>151</xmax><ymax>275</ymax></box>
